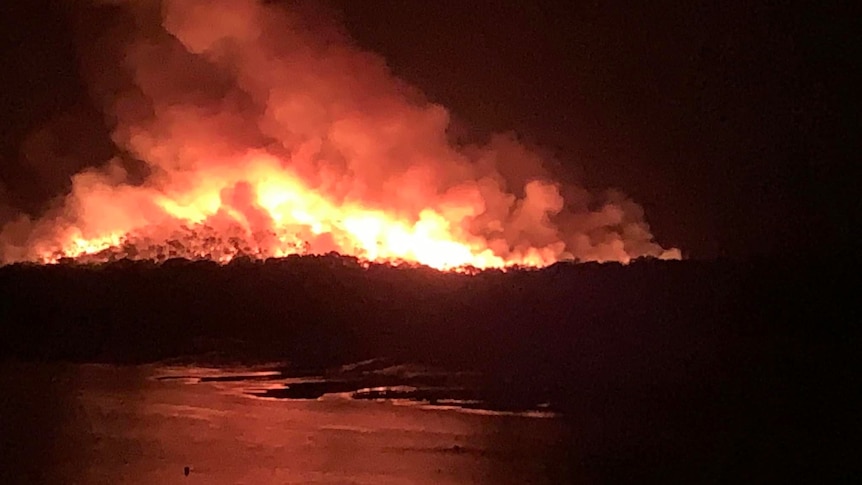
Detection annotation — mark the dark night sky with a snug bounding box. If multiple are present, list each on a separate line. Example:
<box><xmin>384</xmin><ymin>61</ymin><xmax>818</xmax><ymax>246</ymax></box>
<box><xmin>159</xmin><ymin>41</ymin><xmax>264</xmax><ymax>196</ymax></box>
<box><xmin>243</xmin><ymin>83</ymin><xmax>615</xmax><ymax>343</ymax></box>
<box><xmin>0</xmin><ymin>0</ymin><xmax>856</xmax><ymax>259</ymax></box>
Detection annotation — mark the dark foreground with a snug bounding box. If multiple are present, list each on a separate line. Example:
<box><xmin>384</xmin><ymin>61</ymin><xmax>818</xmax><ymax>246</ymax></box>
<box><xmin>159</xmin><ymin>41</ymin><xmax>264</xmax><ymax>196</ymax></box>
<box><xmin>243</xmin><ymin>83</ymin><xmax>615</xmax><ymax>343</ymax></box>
<box><xmin>1</xmin><ymin>362</ymin><xmax>569</xmax><ymax>484</ymax></box>
<box><xmin>0</xmin><ymin>256</ymin><xmax>856</xmax><ymax>483</ymax></box>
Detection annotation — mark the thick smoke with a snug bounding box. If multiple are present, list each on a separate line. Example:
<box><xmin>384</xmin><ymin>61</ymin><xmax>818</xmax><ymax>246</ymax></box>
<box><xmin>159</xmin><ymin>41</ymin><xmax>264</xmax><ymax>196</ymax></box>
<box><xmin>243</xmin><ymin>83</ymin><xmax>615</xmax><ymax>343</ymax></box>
<box><xmin>0</xmin><ymin>0</ymin><xmax>680</xmax><ymax>266</ymax></box>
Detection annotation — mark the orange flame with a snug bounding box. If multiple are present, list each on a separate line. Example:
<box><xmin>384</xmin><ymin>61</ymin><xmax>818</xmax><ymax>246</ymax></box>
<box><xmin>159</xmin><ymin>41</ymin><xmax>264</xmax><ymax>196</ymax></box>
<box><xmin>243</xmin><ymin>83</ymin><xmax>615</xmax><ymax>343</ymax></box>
<box><xmin>28</xmin><ymin>154</ymin><xmax>554</xmax><ymax>270</ymax></box>
<box><xmin>0</xmin><ymin>0</ymin><xmax>681</xmax><ymax>270</ymax></box>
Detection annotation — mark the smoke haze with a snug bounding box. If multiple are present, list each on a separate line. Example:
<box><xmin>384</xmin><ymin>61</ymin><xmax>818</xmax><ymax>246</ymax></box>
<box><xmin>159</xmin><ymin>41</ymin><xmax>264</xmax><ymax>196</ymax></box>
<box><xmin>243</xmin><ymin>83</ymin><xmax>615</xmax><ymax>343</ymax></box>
<box><xmin>0</xmin><ymin>0</ymin><xmax>679</xmax><ymax>268</ymax></box>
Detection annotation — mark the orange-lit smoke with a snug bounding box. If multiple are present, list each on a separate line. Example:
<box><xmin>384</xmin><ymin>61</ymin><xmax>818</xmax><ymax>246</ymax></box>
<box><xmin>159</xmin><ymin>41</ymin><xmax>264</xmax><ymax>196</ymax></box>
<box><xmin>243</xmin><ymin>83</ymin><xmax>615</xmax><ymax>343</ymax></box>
<box><xmin>0</xmin><ymin>0</ymin><xmax>680</xmax><ymax>270</ymax></box>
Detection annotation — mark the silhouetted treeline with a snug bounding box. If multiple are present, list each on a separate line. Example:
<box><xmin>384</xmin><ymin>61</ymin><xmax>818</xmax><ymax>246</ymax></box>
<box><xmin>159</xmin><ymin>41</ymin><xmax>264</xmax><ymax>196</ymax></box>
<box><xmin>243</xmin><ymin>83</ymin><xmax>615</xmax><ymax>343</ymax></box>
<box><xmin>0</xmin><ymin>255</ymin><xmax>856</xmax><ymax>482</ymax></box>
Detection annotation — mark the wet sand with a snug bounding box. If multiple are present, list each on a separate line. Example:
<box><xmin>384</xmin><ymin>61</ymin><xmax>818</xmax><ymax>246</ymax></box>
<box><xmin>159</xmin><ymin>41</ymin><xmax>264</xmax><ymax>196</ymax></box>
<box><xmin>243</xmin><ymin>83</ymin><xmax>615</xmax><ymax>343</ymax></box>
<box><xmin>0</xmin><ymin>363</ymin><xmax>570</xmax><ymax>484</ymax></box>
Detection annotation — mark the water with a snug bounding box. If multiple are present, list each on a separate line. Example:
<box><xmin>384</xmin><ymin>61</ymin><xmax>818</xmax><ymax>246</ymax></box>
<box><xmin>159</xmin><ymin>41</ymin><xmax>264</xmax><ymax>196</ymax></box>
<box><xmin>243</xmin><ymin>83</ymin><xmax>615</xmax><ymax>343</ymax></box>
<box><xmin>0</xmin><ymin>362</ymin><xmax>571</xmax><ymax>484</ymax></box>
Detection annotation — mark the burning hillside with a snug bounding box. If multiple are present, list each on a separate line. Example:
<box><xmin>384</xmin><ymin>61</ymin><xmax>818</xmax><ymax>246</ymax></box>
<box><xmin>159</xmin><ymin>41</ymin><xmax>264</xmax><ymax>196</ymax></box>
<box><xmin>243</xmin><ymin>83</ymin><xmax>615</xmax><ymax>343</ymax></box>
<box><xmin>0</xmin><ymin>0</ymin><xmax>679</xmax><ymax>270</ymax></box>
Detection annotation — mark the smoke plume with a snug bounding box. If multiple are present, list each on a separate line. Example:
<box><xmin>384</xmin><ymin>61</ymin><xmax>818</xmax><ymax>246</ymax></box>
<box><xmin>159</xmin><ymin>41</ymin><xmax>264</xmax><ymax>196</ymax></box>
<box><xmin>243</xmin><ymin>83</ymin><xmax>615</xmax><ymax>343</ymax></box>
<box><xmin>0</xmin><ymin>0</ymin><xmax>680</xmax><ymax>268</ymax></box>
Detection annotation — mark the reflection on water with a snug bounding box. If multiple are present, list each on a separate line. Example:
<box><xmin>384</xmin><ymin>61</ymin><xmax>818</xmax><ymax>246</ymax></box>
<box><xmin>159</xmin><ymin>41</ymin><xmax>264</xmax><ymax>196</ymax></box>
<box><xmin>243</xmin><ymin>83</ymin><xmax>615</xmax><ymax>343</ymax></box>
<box><xmin>155</xmin><ymin>358</ymin><xmax>558</xmax><ymax>417</ymax></box>
<box><xmin>0</xmin><ymin>362</ymin><xmax>571</xmax><ymax>484</ymax></box>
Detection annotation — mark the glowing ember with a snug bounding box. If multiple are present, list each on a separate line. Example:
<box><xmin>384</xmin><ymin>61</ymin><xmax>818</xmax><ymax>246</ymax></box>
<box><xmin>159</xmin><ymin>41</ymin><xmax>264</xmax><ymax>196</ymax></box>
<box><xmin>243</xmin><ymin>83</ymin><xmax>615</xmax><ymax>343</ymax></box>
<box><xmin>0</xmin><ymin>0</ymin><xmax>680</xmax><ymax>270</ymax></box>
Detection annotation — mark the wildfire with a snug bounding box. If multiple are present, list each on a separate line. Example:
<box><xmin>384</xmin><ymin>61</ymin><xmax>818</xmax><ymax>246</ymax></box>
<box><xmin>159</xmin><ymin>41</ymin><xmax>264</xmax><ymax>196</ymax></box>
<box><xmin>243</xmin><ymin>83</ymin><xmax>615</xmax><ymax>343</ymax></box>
<box><xmin>0</xmin><ymin>0</ymin><xmax>681</xmax><ymax>270</ymax></box>
<box><xmin>28</xmin><ymin>153</ymin><xmax>550</xmax><ymax>270</ymax></box>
